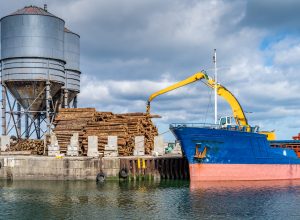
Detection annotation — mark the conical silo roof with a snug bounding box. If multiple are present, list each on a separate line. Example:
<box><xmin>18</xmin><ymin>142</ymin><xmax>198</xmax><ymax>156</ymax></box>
<box><xmin>9</xmin><ymin>5</ymin><xmax>61</xmax><ymax>18</ymax></box>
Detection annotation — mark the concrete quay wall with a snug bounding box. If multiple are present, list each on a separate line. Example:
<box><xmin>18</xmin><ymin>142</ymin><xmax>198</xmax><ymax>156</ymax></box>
<box><xmin>0</xmin><ymin>155</ymin><xmax>188</xmax><ymax>181</ymax></box>
<box><xmin>0</xmin><ymin>156</ymin><xmax>120</xmax><ymax>180</ymax></box>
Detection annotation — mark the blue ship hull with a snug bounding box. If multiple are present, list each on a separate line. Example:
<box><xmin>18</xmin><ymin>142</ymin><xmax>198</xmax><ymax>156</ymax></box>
<box><xmin>170</xmin><ymin>125</ymin><xmax>300</xmax><ymax>181</ymax></box>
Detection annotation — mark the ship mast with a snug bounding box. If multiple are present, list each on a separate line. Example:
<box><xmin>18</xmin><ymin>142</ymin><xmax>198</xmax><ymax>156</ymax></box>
<box><xmin>213</xmin><ymin>49</ymin><xmax>218</xmax><ymax>124</ymax></box>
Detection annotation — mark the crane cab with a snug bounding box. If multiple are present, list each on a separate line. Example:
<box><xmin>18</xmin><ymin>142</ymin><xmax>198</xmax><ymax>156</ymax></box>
<box><xmin>219</xmin><ymin>116</ymin><xmax>234</xmax><ymax>128</ymax></box>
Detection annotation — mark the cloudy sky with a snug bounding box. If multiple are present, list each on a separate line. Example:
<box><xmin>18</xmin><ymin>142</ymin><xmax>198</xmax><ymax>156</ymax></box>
<box><xmin>1</xmin><ymin>0</ymin><xmax>300</xmax><ymax>140</ymax></box>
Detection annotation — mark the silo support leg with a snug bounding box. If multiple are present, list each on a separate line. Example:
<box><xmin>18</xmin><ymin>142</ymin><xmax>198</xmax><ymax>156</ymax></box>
<box><xmin>2</xmin><ymin>85</ymin><xmax>6</xmax><ymax>135</ymax></box>
<box><xmin>17</xmin><ymin>102</ymin><xmax>21</xmax><ymax>137</ymax></box>
<box><xmin>25</xmin><ymin>113</ymin><xmax>29</xmax><ymax>138</ymax></box>
<box><xmin>36</xmin><ymin>115</ymin><xmax>41</xmax><ymax>139</ymax></box>
<box><xmin>46</xmin><ymin>82</ymin><xmax>51</xmax><ymax>135</ymax></box>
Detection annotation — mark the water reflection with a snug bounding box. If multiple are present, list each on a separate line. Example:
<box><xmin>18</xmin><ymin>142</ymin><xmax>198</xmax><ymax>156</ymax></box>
<box><xmin>190</xmin><ymin>179</ymin><xmax>300</xmax><ymax>191</ymax></box>
<box><xmin>1</xmin><ymin>180</ymin><xmax>300</xmax><ymax>219</ymax></box>
<box><xmin>189</xmin><ymin>180</ymin><xmax>300</xmax><ymax>219</ymax></box>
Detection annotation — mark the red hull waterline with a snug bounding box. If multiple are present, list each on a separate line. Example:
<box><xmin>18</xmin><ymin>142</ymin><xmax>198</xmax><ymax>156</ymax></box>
<box><xmin>189</xmin><ymin>164</ymin><xmax>300</xmax><ymax>181</ymax></box>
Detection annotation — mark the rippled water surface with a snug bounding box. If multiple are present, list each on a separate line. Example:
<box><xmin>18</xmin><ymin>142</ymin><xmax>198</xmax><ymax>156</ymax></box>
<box><xmin>1</xmin><ymin>180</ymin><xmax>300</xmax><ymax>219</ymax></box>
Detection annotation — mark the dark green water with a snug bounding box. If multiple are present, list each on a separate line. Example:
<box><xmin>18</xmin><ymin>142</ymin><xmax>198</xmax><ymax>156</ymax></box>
<box><xmin>1</xmin><ymin>180</ymin><xmax>300</xmax><ymax>219</ymax></box>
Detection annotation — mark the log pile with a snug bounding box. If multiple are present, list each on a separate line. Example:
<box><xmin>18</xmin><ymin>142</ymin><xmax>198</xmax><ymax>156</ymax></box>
<box><xmin>52</xmin><ymin>108</ymin><xmax>96</xmax><ymax>154</ymax></box>
<box><xmin>53</xmin><ymin>108</ymin><xmax>159</xmax><ymax>156</ymax></box>
<box><xmin>82</xmin><ymin>112</ymin><xmax>158</xmax><ymax>156</ymax></box>
<box><xmin>7</xmin><ymin>139</ymin><xmax>44</xmax><ymax>155</ymax></box>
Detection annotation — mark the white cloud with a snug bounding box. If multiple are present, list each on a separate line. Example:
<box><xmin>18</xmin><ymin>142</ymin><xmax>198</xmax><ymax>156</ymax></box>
<box><xmin>2</xmin><ymin>0</ymin><xmax>300</xmax><ymax>140</ymax></box>
<box><xmin>272</xmin><ymin>38</ymin><xmax>300</xmax><ymax>66</ymax></box>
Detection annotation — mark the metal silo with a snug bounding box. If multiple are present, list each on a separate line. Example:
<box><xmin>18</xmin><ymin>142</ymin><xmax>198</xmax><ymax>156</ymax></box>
<box><xmin>0</xmin><ymin>5</ymin><xmax>65</xmax><ymax>138</ymax></box>
<box><xmin>63</xmin><ymin>27</ymin><xmax>81</xmax><ymax>107</ymax></box>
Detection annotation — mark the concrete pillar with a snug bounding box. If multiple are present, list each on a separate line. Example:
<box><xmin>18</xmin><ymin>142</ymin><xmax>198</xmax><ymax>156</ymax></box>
<box><xmin>87</xmin><ymin>136</ymin><xmax>99</xmax><ymax>157</ymax></box>
<box><xmin>67</xmin><ymin>133</ymin><xmax>79</xmax><ymax>156</ymax></box>
<box><xmin>47</xmin><ymin>133</ymin><xmax>60</xmax><ymax>156</ymax></box>
<box><xmin>134</xmin><ymin>136</ymin><xmax>145</xmax><ymax>156</ymax></box>
<box><xmin>0</xmin><ymin>135</ymin><xmax>10</xmax><ymax>151</ymax></box>
<box><xmin>153</xmin><ymin>135</ymin><xmax>165</xmax><ymax>156</ymax></box>
<box><xmin>50</xmin><ymin>133</ymin><xmax>58</xmax><ymax>146</ymax></box>
<box><xmin>107</xmin><ymin>136</ymin><xmax>118</xmax><ymax>149</ymax></box>
<box><xmin>104</xmin><ymin>136</ymin><xmax>118</xmax><ymax>157</ymax></box>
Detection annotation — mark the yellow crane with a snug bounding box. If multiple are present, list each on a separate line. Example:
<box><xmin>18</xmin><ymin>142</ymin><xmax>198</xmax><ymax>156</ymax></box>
<box><xmin>146</xmin><ymin>71</ymin><xmax>276</xmax><ymax>140</ymax></box>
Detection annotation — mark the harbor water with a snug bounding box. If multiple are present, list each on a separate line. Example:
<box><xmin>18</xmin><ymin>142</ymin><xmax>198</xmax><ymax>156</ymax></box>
<box><xmin>1</xmin><ymin>180</ymin><xmax>300</xmax><ymax>219</ymax></box>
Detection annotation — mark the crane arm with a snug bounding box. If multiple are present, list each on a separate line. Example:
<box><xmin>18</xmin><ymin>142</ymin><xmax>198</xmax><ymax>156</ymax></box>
<box><xmin>146</xmin><ymin>71</ymin><xmax>276</xmax><ymax>140</ymax></box>
<box><xmin>205</xmin><ymin>78</ymin><xmax>248</xmax><ymax>126</ymax></box>
<box><xmin>146</xmin><ymin>72</ymin><xmax>208</xmax><ymax>114</ymax></box>
<box><xmin>146</xmin><ymin>71</ymin><xmax>247</xmax><ymax>126</ymax></box>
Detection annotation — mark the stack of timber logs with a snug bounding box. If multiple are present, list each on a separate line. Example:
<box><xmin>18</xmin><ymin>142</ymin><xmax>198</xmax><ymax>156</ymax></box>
<box><xmin>53</xmin><ymin>108</ymin><xmax>96</xmax><ymax>154</ymax></box>
<box><xmin>53</xmin><ymin>108</ymin><xmax>158</xmax><ymax>156</ymax></box>
<box><xmin>7</xmin><ymin>139</ymin><xmax>44</xmax><ymax>155</ymax></box>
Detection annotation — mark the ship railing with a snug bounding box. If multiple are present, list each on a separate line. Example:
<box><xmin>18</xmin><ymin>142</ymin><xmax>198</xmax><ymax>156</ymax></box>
<box><xmin>170</xmin><ymin>123</ymin><xmax>220</xmax><ymax>129</ymax></box>
<box><xmin>170</xmin><ymin>123</ymin><xmax>259</xmax><ymax>133</ymax></box>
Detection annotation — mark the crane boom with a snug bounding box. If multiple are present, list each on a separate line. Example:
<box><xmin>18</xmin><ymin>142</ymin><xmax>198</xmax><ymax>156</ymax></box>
<box><xmin>146</xmin><ymin>71</ymin><xmax>247</xmax><ymax>126</ymax></box>
<box><xmin>205</xmin><ymin>78</ymin><xmax>248</xmax><ymax>126</ymax></box>
<box><xmin>146</xmin><ymin>71</ymin><xmax>276</xmax><ymax>140</ymax></box>
<box><xmin>146</xmin><ymin>72</ymin><xmax>209</xmax><ymax>114</ymax></box>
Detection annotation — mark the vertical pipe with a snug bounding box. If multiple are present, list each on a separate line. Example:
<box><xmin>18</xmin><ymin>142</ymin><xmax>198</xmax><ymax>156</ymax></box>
<box><xmin>46</xmin><ymin>81</ymin><xmax>51</xmax><ymax>135</ymax></box>
<box><xmin>64</xmin><ymin>70</ymin><xmax>68</xmax><ymax>108</ymax></box>
<box><xmin>17</xmin><ymin>102</ymin><xmax>21</xmax><ymax>137</ymax></box>
<box><xmin>58</xmin><ymin>89</ymin><xmax>63</xmax><ymax>109</ymax></box>
<box><xmin>2</xmin><ymin>84</ymin><xmax>6</xmax><ymax>135</ymax></box>
<box><xmin>73</xmin><ymin>95</ymin><xmax>77</xmax><ymax>108</ymax></box>
<box><xmin>25</xmin><ymin>113</ymin><xmax>29</xmax><ymax>138</ymax></box>
<box><xmin>64</xmin><ymin>88</ymin><xmax>69</xmax><ymax>108</ymax></box>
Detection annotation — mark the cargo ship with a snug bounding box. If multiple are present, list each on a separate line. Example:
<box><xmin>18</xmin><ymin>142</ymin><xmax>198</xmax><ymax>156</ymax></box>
<box><xmin>170</xmin><ymin>124</ymin><xmax>300</xmax><ymax>181</ymax></box>
<box><xmin>145</xmin><ymin>59</ymin><xmax>300</xmax><ymax>181</ymax></box>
